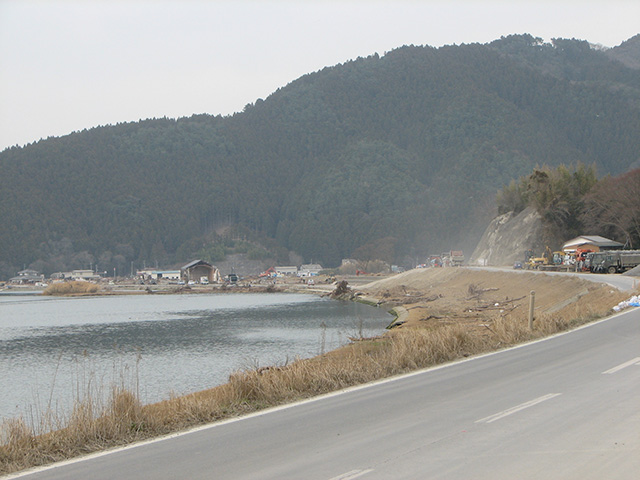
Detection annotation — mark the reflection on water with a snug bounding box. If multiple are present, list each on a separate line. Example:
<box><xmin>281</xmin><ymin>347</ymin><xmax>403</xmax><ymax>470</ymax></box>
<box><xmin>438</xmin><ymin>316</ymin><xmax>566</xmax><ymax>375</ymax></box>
<box><xmin>0</xmin><ymin>293</ymin><xmax>389</xmax><ymax>420</ymax></box>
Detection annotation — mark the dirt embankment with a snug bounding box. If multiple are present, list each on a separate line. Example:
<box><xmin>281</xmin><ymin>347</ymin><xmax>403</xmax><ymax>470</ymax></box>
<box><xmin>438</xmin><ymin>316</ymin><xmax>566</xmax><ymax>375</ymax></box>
<box><xmin>354</xmin><ymin>267</ymin><xmax>631</xmax><ymax>331</ymax></box>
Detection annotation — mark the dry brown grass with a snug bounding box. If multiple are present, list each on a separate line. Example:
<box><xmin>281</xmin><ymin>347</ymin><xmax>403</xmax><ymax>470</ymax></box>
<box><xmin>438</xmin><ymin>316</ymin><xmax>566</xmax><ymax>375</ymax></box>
<box><xmin>0</xmin><ymin>388</ymin><xmax>145</xmax><ymax>474</ymax></box>
<box><xmin>43</xmin><ymin>281</ymin><xmax>99</xmax><ymax>296</ymax></box>
<box><xmin>2</xmin><ymin>270</ymin><xmax>636</xmax><ymax>476</ymax></box>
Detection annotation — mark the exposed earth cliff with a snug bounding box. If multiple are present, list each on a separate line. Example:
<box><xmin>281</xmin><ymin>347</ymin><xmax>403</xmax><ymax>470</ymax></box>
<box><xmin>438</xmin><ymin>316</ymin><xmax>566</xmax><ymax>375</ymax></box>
<box><xmin>469</xmin><ymin>207</ymin><xmax>547</xmax><ymax>266</ymax></box>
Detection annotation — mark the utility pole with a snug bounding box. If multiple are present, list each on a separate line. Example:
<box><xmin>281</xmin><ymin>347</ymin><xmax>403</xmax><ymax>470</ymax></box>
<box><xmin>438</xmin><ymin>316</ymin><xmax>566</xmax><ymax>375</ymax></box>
<box><xmin>528</xmin><ymin>291</ymin><xmax>535</xmax><ymax>330</ymax></box>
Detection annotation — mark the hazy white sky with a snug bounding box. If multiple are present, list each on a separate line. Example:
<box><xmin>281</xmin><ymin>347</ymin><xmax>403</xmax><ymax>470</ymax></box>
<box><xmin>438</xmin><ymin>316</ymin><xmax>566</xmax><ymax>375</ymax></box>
<box><xmin>1</xmin><ymin>0</ymin><xmax>639</xmax><ymax>151</ymax></box>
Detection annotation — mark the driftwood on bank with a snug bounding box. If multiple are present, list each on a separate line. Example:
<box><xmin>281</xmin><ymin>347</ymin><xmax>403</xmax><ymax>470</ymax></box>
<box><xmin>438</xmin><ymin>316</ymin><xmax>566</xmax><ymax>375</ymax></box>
<box><xmin>329</xmin><ymin>280</ymin><xmax>351</xmax><ymax>298</ymax></box>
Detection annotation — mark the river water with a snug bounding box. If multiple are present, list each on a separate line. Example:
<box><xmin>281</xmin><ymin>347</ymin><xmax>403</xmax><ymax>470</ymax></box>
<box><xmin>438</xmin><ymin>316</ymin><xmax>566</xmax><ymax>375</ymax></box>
<box><xmin>0</xmin><ymin>292</ymin><xmax>390</xmax><ymax>421</ymax></box>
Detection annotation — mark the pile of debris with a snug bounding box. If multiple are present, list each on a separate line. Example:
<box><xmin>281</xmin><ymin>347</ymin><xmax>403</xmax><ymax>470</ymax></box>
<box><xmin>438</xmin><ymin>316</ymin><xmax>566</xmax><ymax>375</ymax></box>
<box><xmin>612</xmin><ymin>295</ymin><xmax>640</xmax><ymax>312</ymax></box>
<box><xmin>329</xmin><ymin>280</ymin><xmax>352</xmax><ymax>299</ymax></box>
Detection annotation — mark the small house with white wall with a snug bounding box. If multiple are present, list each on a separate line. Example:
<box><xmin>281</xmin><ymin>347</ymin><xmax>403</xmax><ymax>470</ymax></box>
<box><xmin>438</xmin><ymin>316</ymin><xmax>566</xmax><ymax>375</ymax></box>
<box><xmin>71</xmin><ymin>270</ymin><xmax>101</xmax><ymax>281</ymax></box>
<box><xmin>152</xmin><ymin>270</ymin><xmax>181</xmax><ymax>281</ymax></box>
<box><xmin>298</xmin><ymin>264</ymin><xmax>322</xmax><ymax>276</ymax></box>
<box><xmin>275</xmin><ymin>266</ymin><xmax>298</xmax><ymax>276</ymax></box>
<box><xmin>138</xmin><ymin>269</ymin><xmax>181</xmax><ymax>281</ymax></box>
<box><xmin>562</xmin><ymin>235</ymin><xmax>624</xmax><ymax>253</ymax></box>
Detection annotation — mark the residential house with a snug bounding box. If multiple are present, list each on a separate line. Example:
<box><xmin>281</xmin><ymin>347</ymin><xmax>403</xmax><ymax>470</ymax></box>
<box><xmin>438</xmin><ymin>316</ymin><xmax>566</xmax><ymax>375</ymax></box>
<box><xmin>71</xmin><ymin>270</ymin><xmax>101</xmax><ymax>281</ymax></box>
<box><xmin>275</xmin><ymin>266</ymin><xmax>298</xmax><ymax>276</ymax></box>
<box><xmin>137</xmin><ymin>269</ymin><xmax>181</xmax><ymax>281</ymax></box>
<box><xmin>562</xmin><ymin>235</ymin><xmax>624</xmax><ymax>253</ymax></box>
<box><xmin>9</xmin><ymin>269</ymin><xmax>45</xmax><ymax>284</ymax></box>
<box><xmin>298</xmin><ymin>264</ymin><xmax>322</xmax><ymax>276</ymax></box>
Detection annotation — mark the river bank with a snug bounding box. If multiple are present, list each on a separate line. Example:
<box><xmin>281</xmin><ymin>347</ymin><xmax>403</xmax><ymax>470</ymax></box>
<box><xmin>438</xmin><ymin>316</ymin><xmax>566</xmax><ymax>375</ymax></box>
<box><xmin>1</xmin><ymin>268</ymin><xmax>636</xmax><ymax>476</ymax></box>
<box><xmin>2</xmin><ymin>271</ymin><xmax>384</xmax><ymax>297</ymax></box>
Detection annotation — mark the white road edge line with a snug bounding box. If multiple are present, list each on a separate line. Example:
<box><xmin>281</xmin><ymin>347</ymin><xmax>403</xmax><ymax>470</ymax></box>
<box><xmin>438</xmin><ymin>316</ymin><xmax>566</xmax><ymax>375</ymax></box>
<box><xmin>602</xmin><ymin>356</ymin><xmax>640</xmax><ymax>374</ymax></box>
<box><xmin>6</xmin><ymin>308</ymin><xmax>636</xmax><ymax>479</ymax></box>
<box><xmin>329</xmin><ymin>469</ymin><xmax>374</xmax><ymax>480</ymax></box>
<box><xmin>475</xmin><ymin>393</ymin><xmax>562</xmax><ymax>424</ymax></box>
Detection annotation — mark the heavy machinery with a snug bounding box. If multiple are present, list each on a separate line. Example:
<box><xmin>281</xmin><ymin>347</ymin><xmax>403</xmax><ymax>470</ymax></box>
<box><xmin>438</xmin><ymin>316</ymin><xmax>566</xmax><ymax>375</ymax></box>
<box><xmin>525</xmin><ymin>247</ymin><xmax>572</xmax><ymax>271</ymax></box>
<box><xmin>525</xmin><ymin>246</ymin><xmax>552</xmax><ymax>270</ymax></box>
<box><xmin>575</xmin><ymin>248</ymin><xmax>594</xmax><ymax>271</ymax></box>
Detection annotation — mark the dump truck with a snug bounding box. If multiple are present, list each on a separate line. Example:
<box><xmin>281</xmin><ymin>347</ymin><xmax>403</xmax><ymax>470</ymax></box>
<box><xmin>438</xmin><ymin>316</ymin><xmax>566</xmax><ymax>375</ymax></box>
<box><xmin>589</xmin><ymin>250</ymin><xmax>640</xmax><ymax>274</ymax></box>
<box><xmin>449</xmin><ymin>250</ymin><xmax>465</xmax><ymax>266</ymax></box>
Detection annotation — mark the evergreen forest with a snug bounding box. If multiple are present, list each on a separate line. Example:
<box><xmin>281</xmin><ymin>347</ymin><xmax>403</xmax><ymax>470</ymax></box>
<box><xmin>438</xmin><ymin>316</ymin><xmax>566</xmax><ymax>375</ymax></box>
<box><xmin>1</xmin><ymin>34</ymin><xmax>640</xmax><ymax>278</ymax></box>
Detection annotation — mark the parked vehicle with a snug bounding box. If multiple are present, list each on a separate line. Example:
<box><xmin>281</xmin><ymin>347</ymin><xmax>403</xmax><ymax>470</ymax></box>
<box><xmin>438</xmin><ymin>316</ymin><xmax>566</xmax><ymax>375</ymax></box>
<box><xmin>449</xmin><ymin>250</ymin><xmax>465</xmax><ymax>266</ymax></box>
<box><xmin>576</xmin><ymin>248</ymin><xmax>594</xmax><ymax>271</ymax></box>
<box><xmin>589</xmin><ymin>250</ymin><xmax>640</xmax><ymax>274</ymax></box>
<box><xmin>428</xmin><ymin>255</ymin><xmax>442</xmax><ymax>267</ymax></box>
<box><xmin>525</xmin><ymin>246</ymin><xmax>572</xmax><ymax>271</ymax></box>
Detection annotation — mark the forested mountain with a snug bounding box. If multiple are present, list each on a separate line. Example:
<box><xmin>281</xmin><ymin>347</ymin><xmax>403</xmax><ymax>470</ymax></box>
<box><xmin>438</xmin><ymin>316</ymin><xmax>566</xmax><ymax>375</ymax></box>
<box><xmin>606</xmin><ymin>34</ymin><xmax>640</xmax><ymax>70</ymax></box>
<box><xmin>1</xmin><ymin>34</ymin><xmax>640</xmax><ymax>278</ymax></box>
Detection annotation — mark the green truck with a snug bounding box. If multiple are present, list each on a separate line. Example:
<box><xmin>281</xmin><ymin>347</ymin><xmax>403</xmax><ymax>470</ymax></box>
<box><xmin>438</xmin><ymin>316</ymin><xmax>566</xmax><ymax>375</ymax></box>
<box><xmin>589</xmin><ymin>250</ymin><xmax>640</xmax><ymax>274</ymax></box>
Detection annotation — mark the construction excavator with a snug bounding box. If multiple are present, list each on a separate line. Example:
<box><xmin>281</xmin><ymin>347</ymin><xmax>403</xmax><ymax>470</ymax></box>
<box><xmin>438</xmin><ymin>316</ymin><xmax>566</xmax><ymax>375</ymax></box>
<box><xmin>525</xmin><ymin>246</ymin><xmax>571</xmax><ymax>271</ymax></box>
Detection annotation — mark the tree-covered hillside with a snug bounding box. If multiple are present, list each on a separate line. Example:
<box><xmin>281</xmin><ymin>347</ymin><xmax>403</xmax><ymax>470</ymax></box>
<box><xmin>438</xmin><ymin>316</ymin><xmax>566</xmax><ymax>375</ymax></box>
<box><xmin>496</xmin><ymin>163</ymin><xmax>640</xmax><ymax>250</ymax></box>
<box><xmin>1</xmin><ymin>34</ymin><xmax>639</xmax><ymax>278</ymax></box>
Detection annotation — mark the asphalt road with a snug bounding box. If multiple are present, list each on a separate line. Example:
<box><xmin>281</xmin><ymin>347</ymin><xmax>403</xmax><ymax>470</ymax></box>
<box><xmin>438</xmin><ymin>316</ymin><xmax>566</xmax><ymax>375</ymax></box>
<box><xmin>551</xmin><ymin>270</ymin><xmax>638</xmax><ymax>291</ymax></box>
<box><xmin>11</xmin><ymin>305</ymin><xmax>639</xmax><ymax>480</ymax></box>
<box><xmin>471</xmin><ymin>265</ymin><xmax>639</xmax><ymax>291</ymax></box>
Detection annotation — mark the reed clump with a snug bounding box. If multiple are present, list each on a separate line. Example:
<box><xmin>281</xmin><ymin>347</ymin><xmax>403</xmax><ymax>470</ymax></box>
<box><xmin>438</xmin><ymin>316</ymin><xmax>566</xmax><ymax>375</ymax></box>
<box><xmin>43</xmin><ymin>281</ymin><xmax>99</xmax><ymax>296</ymax></box>
<box><xmin>0</xmin><ymin>283</ymin><xmax>629</xmax><ymax>475</ymax></box>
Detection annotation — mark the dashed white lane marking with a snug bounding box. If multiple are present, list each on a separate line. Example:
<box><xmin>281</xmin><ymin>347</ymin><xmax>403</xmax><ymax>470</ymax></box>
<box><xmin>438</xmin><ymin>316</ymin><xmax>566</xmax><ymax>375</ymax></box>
<box><xmin>602</xmin><ymin>356</ymin><xmax>640</xmax><ymax>374</ymax></box>
<box><xmin>475</xmin><ymin>393</ymin><xmax>562</xmax><ymax>424</ymax></box>
<box><xmin>329</xmin><ymin>469</ymin><xmax>374</xmax><ymax>480</ymax></box>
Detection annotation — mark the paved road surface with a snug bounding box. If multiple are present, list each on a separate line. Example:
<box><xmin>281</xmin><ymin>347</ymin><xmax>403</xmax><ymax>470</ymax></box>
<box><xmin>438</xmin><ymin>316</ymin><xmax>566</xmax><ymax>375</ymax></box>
<box><xmin>471</xmin><ymin>265</ymin><xmax>639</xmax><ymax>291</ymax></box>
<box><xmin>552</xmin><ymin>270</ymin><xmax>638</xmax><ymax>291</ymax></box>
<box><xmin>531</xmin><ymin>270</ymin><xmax>637</xmax><ymax>291</ymax></box>
<box><xmin>11</xmin><ymin>305</ymin><xmax>639</xmax><ymax>480</ymax></box>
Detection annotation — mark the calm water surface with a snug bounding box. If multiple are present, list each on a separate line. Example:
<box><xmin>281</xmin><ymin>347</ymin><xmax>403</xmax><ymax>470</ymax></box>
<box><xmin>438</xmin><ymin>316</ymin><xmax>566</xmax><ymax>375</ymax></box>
<box><xmin>0</xmin><ymin>292</ymin><xmax>390</xmax><ymax>420</ymax></box>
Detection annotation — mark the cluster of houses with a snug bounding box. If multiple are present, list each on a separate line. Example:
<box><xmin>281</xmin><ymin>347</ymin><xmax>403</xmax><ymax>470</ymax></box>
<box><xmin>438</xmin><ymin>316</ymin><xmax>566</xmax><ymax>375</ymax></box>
<box><xmin>5</xmin><ymin>259</ymin><xmax>325</xmax><ymax>286</ymax></box>
<box><xmin>7</xmin><ymin>235</ymin><xmax>632</xmax><ymax>288</ymax></box>
<box><xmin>7</xmin><ymin>269</ymin><xmax>100</xmax><ymax>285</ymax></box>
<box><xmin>6</xmin><ymin>236</ymin><xmax>629</xmax><ymax>286</ymax></box>
<box><xmin>137</xmin><ymin>261</ymin><xmax>324</xmax><ymax>285</ymax></box>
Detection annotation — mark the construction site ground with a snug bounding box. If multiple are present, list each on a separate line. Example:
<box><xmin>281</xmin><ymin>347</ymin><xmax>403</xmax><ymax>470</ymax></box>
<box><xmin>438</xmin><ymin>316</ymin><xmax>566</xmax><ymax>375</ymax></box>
<box><xmin>350</xmin><ymin>267</ymin><xmax>634</xmax><ymax>332</ymax></box>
